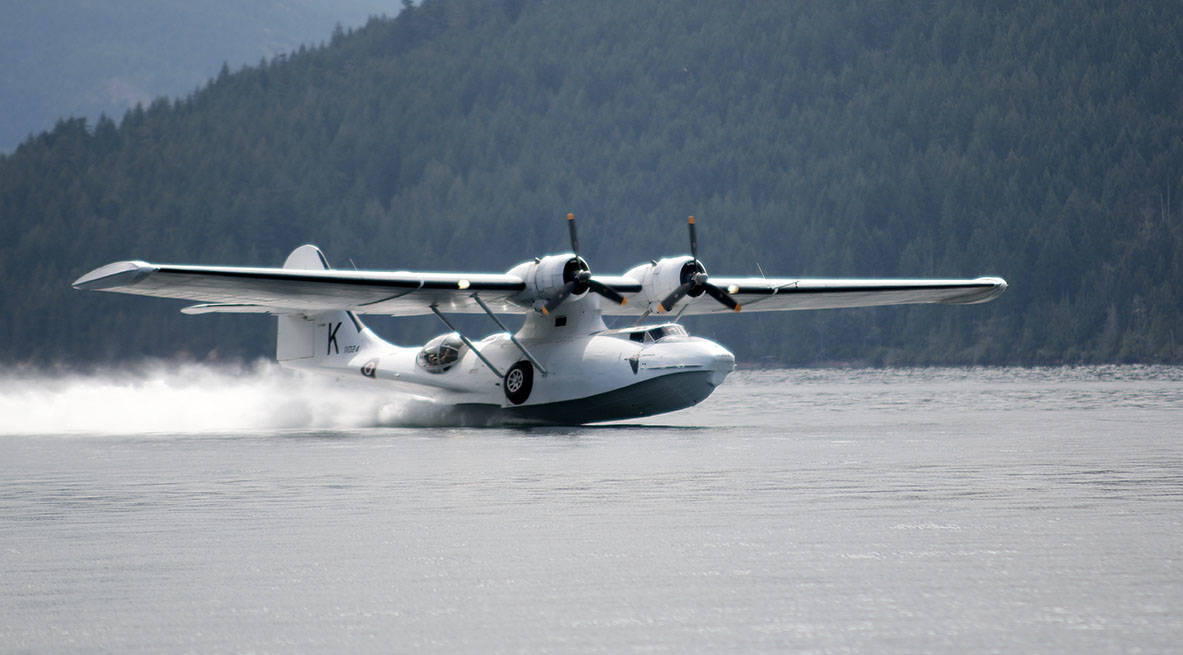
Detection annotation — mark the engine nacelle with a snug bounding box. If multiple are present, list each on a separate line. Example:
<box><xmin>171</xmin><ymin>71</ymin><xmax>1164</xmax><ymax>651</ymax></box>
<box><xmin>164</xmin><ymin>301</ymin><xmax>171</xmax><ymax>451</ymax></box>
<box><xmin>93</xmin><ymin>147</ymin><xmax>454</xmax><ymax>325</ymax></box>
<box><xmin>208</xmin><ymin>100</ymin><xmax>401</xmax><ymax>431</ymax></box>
<box><xmin>624</xmin><ymin>256</ymin><xmax>706</xmax><ymax>310</ymax></box>
<box><xmin>506</xmin><ymin>253</ymin><xmax>588</xmax><ymax>307</ymax></box>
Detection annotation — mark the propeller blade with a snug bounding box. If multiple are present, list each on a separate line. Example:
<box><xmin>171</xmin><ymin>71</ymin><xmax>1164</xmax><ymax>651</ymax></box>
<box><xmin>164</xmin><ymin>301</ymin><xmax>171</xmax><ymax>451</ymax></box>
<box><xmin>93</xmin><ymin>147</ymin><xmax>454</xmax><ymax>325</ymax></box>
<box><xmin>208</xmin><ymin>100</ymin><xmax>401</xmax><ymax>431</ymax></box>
<box><xmin>588</xmin><ymin>279</ymin><xmax>627</xmax><ymax>306</ymax></box>
<box><xmin>658</xmin><ymin>282</ymin><xmax>694</xmax><ymax>313</ymax></box>
<box><xmin>542</xmin><ymin>280</ymin><xmax>578</xmax><ymax>315</ymax></box>
<box><xmin>703</xmin><ymin>282</ymin><xmax>741</xmax><ymax>311</ymax></box>
<box><xmin>687</xmin><ymin>216</ymin><xmax>698</xmax><ymax>262</ymax></box>
<box><xmin>545</xmin><ymin>214</ymin><xmax>625</xmax><ymax>313</ymax></box>
<box><xmin>567</xmin><ymin>213</ymin><xmax>580</xmax><ymax>256</ymax></box>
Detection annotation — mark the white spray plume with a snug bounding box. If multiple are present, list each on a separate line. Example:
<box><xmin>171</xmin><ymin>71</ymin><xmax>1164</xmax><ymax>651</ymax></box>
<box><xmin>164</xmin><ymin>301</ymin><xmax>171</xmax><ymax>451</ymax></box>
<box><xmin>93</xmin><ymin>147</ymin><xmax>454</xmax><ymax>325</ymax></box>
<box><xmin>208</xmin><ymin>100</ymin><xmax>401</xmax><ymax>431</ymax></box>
<box><xmin>0</xmin><ymin>360</ymin><xmax>461</xmax><ymax>435</ymax></box>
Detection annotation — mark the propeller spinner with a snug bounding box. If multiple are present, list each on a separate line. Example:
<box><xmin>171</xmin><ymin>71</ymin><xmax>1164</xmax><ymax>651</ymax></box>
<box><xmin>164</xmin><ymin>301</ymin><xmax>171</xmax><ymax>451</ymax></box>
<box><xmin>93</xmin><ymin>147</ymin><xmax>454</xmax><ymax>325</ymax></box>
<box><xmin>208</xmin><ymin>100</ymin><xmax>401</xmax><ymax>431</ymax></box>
<box><xmin>658</xmin><ymin>216</ymin><xmax>741</xmax><ymax>313</ymax></box>
<box><xmin>541</xmin><ymin>214</ymin><xmax>627</xmax><ymax>315</ymax></box>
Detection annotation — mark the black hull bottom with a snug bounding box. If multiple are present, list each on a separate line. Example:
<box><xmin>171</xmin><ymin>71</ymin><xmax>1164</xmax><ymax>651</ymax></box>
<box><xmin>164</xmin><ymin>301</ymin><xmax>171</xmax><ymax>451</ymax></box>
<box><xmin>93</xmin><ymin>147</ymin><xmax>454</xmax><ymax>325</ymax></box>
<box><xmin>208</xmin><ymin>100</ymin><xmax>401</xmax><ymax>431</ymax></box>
<box><xmin>436</xmin><ymin>371</ymin><xmax>719</xmax><ymax>427</ymax></box>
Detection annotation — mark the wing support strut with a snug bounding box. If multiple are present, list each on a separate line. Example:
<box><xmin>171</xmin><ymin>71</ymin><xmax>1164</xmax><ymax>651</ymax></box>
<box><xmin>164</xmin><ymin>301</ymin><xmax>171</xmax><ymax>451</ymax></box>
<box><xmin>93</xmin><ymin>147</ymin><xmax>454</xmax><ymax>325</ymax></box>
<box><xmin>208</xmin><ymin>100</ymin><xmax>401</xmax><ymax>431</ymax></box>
<box><xmin>429</xmin><ymin>304</ymin><xmax>504</xmax><ymax>379</ymax></box>
<box><xmin>470</xmin><ymin>294</ymin><xmax>548</xmax><ymax>375</ymax></box>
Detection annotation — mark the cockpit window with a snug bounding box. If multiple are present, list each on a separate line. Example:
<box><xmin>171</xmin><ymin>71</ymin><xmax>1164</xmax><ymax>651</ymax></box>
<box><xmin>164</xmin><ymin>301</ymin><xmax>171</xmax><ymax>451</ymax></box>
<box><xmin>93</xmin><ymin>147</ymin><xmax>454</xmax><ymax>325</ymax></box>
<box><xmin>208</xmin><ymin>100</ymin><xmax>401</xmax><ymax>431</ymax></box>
<box><xmin>649</xmin><ymin>324</ymin><xmax>686</xmax><ymax>340</ymax></box>
<box><xmin>612</xmin><ymin>323</ymin><xmax>687</xmax><ymax>344</ymax></box>
<box><xmin>416</xmin><ymin>333</ymin><xmax>466</xmax><ymax>373</ymax></box>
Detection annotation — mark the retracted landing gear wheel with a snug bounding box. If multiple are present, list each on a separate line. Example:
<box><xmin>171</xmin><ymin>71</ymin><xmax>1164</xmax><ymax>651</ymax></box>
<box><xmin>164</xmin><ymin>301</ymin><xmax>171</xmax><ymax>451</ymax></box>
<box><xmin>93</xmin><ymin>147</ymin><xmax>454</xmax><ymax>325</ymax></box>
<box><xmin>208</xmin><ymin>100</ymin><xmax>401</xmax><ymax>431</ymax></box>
<box><xmin>503</xmin><ymin>360</ymin><xmax>534</xmax><ymax>405</ymax></box>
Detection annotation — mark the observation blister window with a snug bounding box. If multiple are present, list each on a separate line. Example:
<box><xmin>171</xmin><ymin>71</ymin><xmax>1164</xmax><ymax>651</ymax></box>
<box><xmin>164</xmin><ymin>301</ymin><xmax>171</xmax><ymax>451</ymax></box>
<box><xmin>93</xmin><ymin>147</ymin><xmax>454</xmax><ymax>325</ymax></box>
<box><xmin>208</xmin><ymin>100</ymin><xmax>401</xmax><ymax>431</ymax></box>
<box><xmin>416</xmin><ymin>333</ymin><xmax>467</xmax><ymax>373</ymax></box>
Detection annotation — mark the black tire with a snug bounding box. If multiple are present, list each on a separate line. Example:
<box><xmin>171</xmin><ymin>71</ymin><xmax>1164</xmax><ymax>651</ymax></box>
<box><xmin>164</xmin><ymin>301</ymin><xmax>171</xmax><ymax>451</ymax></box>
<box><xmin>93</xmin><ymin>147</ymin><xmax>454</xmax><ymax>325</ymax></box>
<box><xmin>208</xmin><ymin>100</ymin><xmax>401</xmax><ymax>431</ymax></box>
<box><xmin>503</xmin><ymin>360</ymin><xmax>534</xmax><ymax>405</ymax></box>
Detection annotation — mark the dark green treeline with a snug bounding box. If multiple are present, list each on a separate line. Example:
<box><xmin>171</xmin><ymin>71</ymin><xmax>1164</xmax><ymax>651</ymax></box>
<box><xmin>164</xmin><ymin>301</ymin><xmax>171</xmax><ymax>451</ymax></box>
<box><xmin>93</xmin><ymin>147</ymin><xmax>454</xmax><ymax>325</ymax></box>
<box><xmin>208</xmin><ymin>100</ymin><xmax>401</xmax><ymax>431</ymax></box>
<box><xmin>2</xmin><ymin>0</ymin><xmax>1180</xmax><ymax>366</ymax></box>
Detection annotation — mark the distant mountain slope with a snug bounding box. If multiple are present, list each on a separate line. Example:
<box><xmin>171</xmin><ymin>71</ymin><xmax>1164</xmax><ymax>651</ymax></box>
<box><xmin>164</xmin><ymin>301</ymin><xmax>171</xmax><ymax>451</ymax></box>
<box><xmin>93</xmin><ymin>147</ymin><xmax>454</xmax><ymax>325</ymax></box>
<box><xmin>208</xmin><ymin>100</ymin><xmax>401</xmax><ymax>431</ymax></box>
<box><xmin>0</xmin><ymin>0</ymin><xmax>394</xmax><ymax>152</ymax></box>
<box><xmin>1</xmin><ymin>0</ymin><xmax>1180</xmax><ymax>366</ymax></box>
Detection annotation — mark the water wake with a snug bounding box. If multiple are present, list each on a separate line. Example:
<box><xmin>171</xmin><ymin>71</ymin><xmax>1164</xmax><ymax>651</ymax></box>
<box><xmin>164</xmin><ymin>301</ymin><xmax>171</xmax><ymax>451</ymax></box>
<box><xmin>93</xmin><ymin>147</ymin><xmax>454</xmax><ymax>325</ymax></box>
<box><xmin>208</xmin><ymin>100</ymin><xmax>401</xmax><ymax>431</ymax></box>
<box><xmin>0</xmin><ymin>361</ymin><xmax>466</xmax><ymax>434</ymax></box>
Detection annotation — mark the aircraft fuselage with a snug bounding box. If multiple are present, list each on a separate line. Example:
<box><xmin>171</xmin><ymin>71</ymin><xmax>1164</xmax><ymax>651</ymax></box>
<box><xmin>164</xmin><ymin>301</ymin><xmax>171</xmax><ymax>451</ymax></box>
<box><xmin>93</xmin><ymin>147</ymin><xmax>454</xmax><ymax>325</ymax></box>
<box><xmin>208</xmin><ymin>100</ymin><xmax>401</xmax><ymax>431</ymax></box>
<box><xmin>283</xmin><ymin>316</ymin><xmax>735</xmax><ymax>425</ymax></box>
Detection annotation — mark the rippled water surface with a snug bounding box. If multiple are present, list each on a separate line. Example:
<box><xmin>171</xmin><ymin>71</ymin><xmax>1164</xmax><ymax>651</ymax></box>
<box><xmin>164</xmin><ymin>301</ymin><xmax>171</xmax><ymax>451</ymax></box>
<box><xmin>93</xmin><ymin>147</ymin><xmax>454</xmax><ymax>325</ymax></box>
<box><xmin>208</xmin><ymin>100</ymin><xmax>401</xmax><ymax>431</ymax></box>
<box><xmin>1</xmin><ymin>365</ymin><xmax>1181</xmax><ymax>652</ymax></box>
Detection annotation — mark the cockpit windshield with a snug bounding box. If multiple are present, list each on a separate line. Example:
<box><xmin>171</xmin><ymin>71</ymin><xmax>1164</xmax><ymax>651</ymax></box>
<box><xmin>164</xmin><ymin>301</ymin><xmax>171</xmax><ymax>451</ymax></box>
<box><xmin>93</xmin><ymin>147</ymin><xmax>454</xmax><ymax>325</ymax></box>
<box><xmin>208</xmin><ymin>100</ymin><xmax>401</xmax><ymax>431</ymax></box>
<box><xmin>616</xmin><ymin>323</ymin><xmax>687</xmax><ymax>344</ymax></box>
<box><xmin>416</xmin><ymin>333</ymin><xmax>467</xmax><ymax>373</ymax></box>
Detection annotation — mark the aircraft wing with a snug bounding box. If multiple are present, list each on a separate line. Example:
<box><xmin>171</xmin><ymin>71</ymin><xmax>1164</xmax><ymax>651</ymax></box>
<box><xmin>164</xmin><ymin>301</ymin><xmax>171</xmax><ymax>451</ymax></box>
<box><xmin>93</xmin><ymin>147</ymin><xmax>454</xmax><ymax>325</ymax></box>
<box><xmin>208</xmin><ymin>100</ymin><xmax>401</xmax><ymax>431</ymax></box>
<box><xmin>600</xmin><ymin>276</ymin><xmax>1008</xmax><ymax>316</ymax></box>
<box><xmin>72</xmin><ymin>260</ymin><xmax>534</xmax><ymax>315</ymax></box>
<box><xmin>74</xmin><ymin>259</ymin><xmax>1005</xmax><ymax>317</ymax></box>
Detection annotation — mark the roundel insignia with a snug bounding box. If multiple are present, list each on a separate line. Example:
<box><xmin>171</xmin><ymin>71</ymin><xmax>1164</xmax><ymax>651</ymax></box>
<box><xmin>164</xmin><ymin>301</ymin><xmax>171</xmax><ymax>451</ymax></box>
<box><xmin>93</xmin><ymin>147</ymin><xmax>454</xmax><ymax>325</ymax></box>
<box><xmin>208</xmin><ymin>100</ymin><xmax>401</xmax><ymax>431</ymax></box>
<box><xmin>361</xmin><ymin>359</ymin><xmax>379</xmax><ymax>378</ymax></box>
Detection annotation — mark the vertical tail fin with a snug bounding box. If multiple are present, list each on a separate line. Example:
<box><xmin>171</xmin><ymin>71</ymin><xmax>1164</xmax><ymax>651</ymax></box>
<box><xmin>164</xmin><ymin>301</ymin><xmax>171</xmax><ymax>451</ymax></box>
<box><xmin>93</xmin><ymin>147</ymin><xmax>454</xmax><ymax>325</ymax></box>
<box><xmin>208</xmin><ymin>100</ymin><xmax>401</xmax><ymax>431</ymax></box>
<box><xmin>276</xmin><ymin>245</ymin><xmax>384</xmax><ymax>362</ymax></box>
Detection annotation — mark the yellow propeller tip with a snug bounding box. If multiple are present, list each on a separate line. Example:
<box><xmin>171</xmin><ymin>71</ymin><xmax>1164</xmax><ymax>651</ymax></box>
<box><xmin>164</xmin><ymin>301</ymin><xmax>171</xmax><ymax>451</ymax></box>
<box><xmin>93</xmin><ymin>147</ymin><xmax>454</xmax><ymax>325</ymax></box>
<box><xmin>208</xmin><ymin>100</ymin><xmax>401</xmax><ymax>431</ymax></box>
<box><xmin>541</xmin><ymin>307</ymin><xmax>549</xmax><ymax>316</ymax></box>
<box><xmin>620</xmin><ymin>298</ymin><xmax>628</xmax><ymax>306</ymax></box>
<box><xmin>688</xmin><ymin>216</ymin><xmax>695</xmax><ymax>224</ymax></box>
<box><xmin>567</xmin><ymin>213</ymin><xmax>574</xmax><ymax>221</ymax></box>
<box><xmin>734</xmin><ymin>305</ymin><xmax>742</xmax><ymax>312</ymax></box>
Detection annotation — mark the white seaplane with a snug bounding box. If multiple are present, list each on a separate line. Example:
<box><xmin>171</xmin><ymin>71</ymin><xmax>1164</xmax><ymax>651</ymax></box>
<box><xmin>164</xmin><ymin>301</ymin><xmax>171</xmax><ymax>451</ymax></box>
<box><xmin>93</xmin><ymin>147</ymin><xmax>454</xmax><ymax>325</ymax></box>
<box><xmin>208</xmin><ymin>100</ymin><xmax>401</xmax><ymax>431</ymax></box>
<box><xmin>74</xmin><ymin>216</ymin><xmax>1006</xmax><ymax>425</ymax></box>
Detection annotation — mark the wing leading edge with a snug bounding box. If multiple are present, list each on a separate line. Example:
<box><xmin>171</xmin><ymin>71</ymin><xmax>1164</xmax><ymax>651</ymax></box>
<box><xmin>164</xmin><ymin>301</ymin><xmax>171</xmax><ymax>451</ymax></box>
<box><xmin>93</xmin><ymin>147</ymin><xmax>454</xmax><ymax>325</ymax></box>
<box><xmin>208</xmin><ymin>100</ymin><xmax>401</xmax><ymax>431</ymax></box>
<box><xmin>74</xmin><ymin>259</ymin><xmax>1006</xmax><ymax>317</ymax></box>
<box><xmin>72</xmin><ymin>260</ymin><xmax>532</xmax><ymax>315</ymax></box>
<box><xmin>615</xmin><ymin>276</ymin><xmax>1008</xmax><ymax>316</ymax></box>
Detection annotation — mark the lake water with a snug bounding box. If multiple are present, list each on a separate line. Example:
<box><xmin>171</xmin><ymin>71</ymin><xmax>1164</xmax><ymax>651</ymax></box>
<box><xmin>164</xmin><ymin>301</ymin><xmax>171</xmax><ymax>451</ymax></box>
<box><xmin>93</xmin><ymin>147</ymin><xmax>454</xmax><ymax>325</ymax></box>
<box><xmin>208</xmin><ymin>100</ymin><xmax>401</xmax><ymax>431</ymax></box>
<box><xmin>1</xmin><ymin>365</ymin><xmax>1181</xmax><ymax>652</ymax></box>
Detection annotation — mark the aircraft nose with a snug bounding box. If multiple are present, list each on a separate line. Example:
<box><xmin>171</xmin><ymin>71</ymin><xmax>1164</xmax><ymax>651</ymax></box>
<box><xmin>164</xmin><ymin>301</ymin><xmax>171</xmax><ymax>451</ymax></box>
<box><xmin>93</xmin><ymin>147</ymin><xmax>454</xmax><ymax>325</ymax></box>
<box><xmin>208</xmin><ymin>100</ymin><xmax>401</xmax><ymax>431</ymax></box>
<box><xmin>706</xmin><ymin>344</ymin><xmax>736</xmax><ymax>385</ymax></box>
<box><xmin>643</xmin><ymin>338</ymin><xmax>735</xmax><ymax>386</ymax></box>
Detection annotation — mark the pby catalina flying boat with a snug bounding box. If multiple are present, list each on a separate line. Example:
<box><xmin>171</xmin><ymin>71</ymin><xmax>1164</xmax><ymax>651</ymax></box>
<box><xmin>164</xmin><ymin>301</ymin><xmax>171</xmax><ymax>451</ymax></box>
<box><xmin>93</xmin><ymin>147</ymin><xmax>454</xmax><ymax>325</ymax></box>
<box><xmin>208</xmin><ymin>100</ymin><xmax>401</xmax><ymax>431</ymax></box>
<box><xmin>74</xmin><ymin>216</ymin><xmax>1007</xmax><ymax>425</ymax></box>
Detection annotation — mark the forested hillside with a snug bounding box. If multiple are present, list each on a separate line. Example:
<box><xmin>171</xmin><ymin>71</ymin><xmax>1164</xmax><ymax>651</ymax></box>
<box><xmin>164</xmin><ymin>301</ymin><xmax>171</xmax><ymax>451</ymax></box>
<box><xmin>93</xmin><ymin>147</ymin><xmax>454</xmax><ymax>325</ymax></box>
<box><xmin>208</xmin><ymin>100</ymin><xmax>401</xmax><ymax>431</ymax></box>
<box><xmin>2</xmin><ymin>0</ymin><xmax>1180</xmax><ymax>367</ymax></box>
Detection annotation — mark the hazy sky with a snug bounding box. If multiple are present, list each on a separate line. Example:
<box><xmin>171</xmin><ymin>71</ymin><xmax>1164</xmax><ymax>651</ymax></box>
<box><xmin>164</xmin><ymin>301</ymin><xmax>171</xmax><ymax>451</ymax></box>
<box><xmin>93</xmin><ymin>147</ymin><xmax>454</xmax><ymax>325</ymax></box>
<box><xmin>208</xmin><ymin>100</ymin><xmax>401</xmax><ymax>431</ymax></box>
<box><xmin>0</xmin><ymin>0</ymin><xmax>397</xmax><ymax>152</ymax></box>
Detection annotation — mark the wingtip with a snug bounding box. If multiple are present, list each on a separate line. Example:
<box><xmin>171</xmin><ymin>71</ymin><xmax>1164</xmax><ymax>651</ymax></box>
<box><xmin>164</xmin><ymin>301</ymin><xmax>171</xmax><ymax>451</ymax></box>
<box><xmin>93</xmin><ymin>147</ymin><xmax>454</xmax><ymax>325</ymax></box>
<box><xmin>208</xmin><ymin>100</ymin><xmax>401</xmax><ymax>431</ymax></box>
<box><xmin>991</xmin><ymin>277</ymin><xmax>1008</xmax><ymax>299</ymax></box>
<box><xmin>943</xmin><ymin>277</ymin><xmax>1010</xmax><ymax>304</ymax></box>
<box><xmin>72</xmin><ymin>260</ymin><xmax>154</xmax><ymax>290</ymax></box>
<box><xmin>981</xmin><ymin>276</ymin><xmax>1008</xmax><ymax>297</ymax></box>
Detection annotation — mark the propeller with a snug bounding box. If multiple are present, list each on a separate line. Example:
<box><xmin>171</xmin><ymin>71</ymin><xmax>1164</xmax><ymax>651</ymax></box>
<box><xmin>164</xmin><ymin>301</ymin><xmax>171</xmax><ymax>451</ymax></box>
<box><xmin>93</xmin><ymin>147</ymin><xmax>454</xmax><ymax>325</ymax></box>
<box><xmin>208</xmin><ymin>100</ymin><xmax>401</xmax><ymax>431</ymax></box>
<box><xmin>541</xmin><ymin>214</ymin><xmax>627</xmax><ymax>315</ymax></box>
<box><xmin>658</xmin><ymin>216</ymin><xmax>741</xmax><ymax>313</ymax></box>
